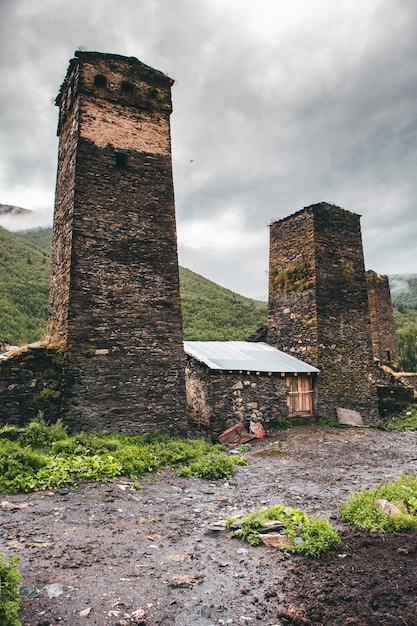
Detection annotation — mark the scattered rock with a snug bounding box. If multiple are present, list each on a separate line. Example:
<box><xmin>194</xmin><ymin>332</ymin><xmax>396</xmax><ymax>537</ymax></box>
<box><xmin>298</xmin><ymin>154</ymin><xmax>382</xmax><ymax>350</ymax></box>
<box><xmin>45</xmin><ymin>582</ymin><xmax>64</xmax><ymax>598</ymax></box>
<box><xmin>336</xmin><ymin>408</ymin><xmax>364</xmax><ymax>426</ymax></box>
<box><xmin>169</xmin><ymin>574</ymin><xmax>205</xmax><ymax>588</ymax></box>
<box><xmin>1</xmin><ymin>500</ymin><xmax>30</xmax><ymax>510</ymax></box>
<box><xmin>218</xmin><ymin>422</ymin><xmax>254</xmax><ymax>446</ymax></box>
<box><xmin>258</xmin><ymin>520</ymin><xmax>285</xmax><ymax>534</ymax></box>
<box><xmin>259</xmin><ymin>534</ymin><xmax>292</xmax><ymax>550</ymax></box>
<box><xmin>249</xmin><ymin>421</ymin><xmax>266</xmax><ymax>438</ymax></box>
<box><xmin>19</xmin><ymin>585</ymin><xmax>39</xmax><ymax>598</ymax></box>
<box><xmin>374</xmin><ymin>499</ymin><xmax>403</xmax><ymax>516</ymax></box>
<box><xmin>79</xmin><ymin>607</ymin><xmax>92</xmax><ymax>617</ymax></box>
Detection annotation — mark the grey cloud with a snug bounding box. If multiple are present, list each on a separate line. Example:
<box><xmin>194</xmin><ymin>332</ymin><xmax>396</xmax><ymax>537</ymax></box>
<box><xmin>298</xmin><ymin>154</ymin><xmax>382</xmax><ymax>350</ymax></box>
<box><xmin>1</xmin><ymin>0</ymin><xmax>417</xmax><ymax>297</ymax></box>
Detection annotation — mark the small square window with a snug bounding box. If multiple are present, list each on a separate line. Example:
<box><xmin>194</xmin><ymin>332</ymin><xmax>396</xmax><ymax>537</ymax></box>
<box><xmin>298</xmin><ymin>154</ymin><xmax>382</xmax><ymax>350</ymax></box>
<box><xmin>121</xmin><ymin>81</ymin><xmax>134</xmax><ymax>94</ymax></box>
<box><xmin>115</xmin><ymin>153</ymin><xmax>127</xmax><ymax>168</ymax></box>
<box><xmin>94</xmin><ymin>74</ymin><xmax>107</xmax><ymax>88</ymax></box>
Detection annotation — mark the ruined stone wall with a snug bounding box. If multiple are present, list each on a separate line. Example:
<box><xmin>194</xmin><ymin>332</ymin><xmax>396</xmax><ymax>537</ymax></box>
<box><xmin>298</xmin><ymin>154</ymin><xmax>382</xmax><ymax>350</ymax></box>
<box><xmin>185</xmin><ymin>357</ymin><xmax>290</xmax><ymax>438</ymax></box>
<box><xmin>268</xmin><ymin>203</ymin><xmax>379</xmax><ymax>422</ymax></box>
<box><xmin>0</xmin><ymin>345</ymin><xmax>63</xmax><ymax>426</ymax></box>
<box><xmin>49</xmin><ymin>52</ymin><xmax>186</xmax><ymax>434</ymax></box>
<box><xmin>366</xmin><ymin>270</ymin><xmax>399</xmax><ymax>366</ymax></box>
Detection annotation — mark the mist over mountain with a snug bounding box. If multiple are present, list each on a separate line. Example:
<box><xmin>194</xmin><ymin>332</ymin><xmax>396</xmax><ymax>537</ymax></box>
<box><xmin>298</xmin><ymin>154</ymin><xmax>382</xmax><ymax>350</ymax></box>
<box><xmin>0</xmin><ymin>204</ymin><xmax>52</xmax><ymax>232</ymax></box>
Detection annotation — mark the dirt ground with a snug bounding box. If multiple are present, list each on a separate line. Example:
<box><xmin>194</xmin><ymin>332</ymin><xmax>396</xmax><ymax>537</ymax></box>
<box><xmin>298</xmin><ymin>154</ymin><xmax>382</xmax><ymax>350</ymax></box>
<box><xmin>2</xmin><ymin>424</ymin><xmax>417</xmax><ymax>626</ymax></box>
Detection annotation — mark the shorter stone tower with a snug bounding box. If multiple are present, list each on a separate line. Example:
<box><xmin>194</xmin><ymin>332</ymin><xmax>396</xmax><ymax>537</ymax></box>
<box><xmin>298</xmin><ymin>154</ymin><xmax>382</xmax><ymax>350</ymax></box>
<box><xmin>366</xmin><ymin>270</ymin><xmax>399</xmax><ymax>367</ymax></box>
<box><xmin>267</xmin><ymin>202</ymin><xmax>379</xmax><ymax>422</ymax></box>
<box><xmin>48</xmin><ymin>51</ymin><xmax>186</xmax><ymax>434</ymax></box>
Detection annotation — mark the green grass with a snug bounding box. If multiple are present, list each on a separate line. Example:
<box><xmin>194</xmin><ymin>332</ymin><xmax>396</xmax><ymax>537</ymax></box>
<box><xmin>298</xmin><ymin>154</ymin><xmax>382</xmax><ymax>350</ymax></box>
<box><xmin>0</xmin><ymin>415</ymin><xmax>247</xmax><ymax>494</ymax></box>
<box><xmin>340</xmin><ymin>473</ymin><xmax>417</xmax><ymax>532</ymax></box>
<box><xmin>0</xmin><ymin>553</ymin><xmax>21</xmax><ymax>626</ymax></box>
<box><xmin>225</xmin><ymin>503</ymin><xmax>341</xmax><ymax>558</ymax></box>
<box><xmin>380</xmin><ymin>406</ymin><xmax>417</xmax><ymax>431</ymax></box>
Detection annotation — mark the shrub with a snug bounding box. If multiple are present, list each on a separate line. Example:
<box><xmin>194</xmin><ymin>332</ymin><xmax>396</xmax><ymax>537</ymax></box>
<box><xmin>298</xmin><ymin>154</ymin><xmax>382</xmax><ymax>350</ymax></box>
<box><xmin>0</xmin><ymin>553</ymin><xmax>21</xmax><ymax>626</ymax></box>
<box><xmin>340</xmin><ymin>473</ymin><xmax>417</xmax><ymax>532</ymax></box>
<box><xmin>225</xmin><ymin>504</ymin><xmax>341</xmax><ymax>558</ymax></box>
<box><xmin>0</xmin><ymin>417</ymin><xmax>247</xmax><ymax>494</ymax></box>
<box><xmin>18</xmin><ymin>413</ymin><xmax>67</xmax><ymax>449</ymax></box>
<box><xmin>380</xmin><ymin>406</ymin><xmax>417</xmax><ymax>431</ymax></box>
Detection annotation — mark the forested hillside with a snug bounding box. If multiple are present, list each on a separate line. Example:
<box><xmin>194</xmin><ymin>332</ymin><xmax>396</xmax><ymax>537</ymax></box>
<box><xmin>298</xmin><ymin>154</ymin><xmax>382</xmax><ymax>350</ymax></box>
<box><xmin>1</xmin><ymin>227</ymin><xmax>267</xmax><ymax>346</ymax></box>
<box><xmin>390</xmin><ymin>274</ymin><xmax>417</xmax><ymax>312</ymax></box>
<box><xmin>0</xmin><ymin>227</ymin><xmax>50</xmax><ymax>345</ymax></box>
<box><xmin>2</xmin><ymin>226</ymin><xmax>417</xmax><ymax>371</ymax></box>
<box><xmin>16</xmin><ymin>226</ymin><xmax>52</xmax><ymax>255</ymax></box>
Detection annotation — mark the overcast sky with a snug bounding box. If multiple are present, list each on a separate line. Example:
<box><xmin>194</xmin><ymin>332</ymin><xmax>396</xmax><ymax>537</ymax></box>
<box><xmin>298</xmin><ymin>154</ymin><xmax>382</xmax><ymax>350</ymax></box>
<box><xmin>1</xmin><ymin>0</ymin><xmax>416</xmax><ymax>300</ymax></box>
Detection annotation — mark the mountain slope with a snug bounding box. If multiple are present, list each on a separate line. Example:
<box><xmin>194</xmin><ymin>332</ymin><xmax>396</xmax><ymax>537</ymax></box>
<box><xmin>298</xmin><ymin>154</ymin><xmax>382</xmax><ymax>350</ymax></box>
<box><xmin>16</xmin><ymin>227</ymin><xmax>52</xmax><ymax>255</ymax></box>
<box><xmin>179</xmin><ymin>266</ymin><xmax>267</xmax><ymax>340</ymax></box>
<box><xmin>3</xmin><ymin>225</ymin><xmax>417</xmax><ymax>347</ymax></box>
<box><xmin>0</xmin><ymin>227</ymin><xmax>50</xmax><ymax>345</ymax></box>
<box><xmin>1</xmin><ymin>226</ymin><xmax>267</xmax><ymax>346</ymax></box>
<box><xmin>389</xmin><ymin>274</ymin><xmax>417</xmax><ymax>311</ymax></box>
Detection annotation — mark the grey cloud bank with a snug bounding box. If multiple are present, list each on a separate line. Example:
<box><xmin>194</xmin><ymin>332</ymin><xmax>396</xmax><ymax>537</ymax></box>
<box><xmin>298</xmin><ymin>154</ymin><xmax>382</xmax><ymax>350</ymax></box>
<box><xmin>1</xmin><ymin>0</ymin><xmax>416</xmax><ymax>300</ymax></box>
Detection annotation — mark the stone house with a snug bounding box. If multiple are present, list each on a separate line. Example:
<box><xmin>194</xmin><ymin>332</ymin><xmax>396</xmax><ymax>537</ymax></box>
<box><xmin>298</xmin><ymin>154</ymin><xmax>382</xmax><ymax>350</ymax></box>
<box><xmin>185</xmin><ymin>341</ymin><xmax>319</xmax><ymax>437</ymax></box>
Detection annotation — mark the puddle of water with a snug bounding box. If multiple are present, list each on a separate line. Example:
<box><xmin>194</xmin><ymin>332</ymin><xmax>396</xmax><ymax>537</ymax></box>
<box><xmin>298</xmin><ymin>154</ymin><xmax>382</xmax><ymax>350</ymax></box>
<box><xmin>253</xmin><ymin>447</ymin><xmax>286</xmax><ymax>457</ymax></box>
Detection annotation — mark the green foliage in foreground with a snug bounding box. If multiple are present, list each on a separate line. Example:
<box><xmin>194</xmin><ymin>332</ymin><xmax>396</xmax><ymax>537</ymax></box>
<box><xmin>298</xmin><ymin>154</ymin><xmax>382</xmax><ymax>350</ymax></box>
<box><xmin>0</xmin><ymin>416</ymin><xmax>247</xmax><ymax>494</ymax></box>
<box><xmin>340</xmin><ymin>474</ymin><xmax>417</xmax><ymax>532</ymax></box>
<box><xmin>225</xmin><ymin>503</ymin><xmax>341</xmax><ymax>559</ymax></box>
<box><xmin>380</xmin><ymin>405</ymin><xmax>417</xmax><ymax>432</ymax></box>
<box><xmin>0</xmin><ymin>553</ymin><xmax>21</xmax><ymax>626</ymax></box>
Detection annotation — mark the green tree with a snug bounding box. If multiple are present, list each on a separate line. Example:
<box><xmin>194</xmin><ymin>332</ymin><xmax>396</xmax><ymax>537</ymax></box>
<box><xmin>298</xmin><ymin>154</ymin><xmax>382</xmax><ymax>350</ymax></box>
<box><xmin>397</xmin><ymin>322</ymin><xmax>417</xmax><ymax>372</ymax></box>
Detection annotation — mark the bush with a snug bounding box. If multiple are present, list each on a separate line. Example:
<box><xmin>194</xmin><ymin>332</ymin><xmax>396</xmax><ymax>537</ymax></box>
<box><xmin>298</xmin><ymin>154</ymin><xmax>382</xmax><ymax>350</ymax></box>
<box><xmin>225</xmin><ymin>504</ymin><xmax>341</xmax><ymax>558</ymax></box>
<box><xmin>0</xmin><ymin>553</ymin><xmax>21</xmax><ymax>626</ymax></box>
<box><xmin>380</xmin><ymin>406</ymin><xmax>417</xmax><ymax>432</ymax></box>
<box><xmin>340</xmin><ymin>474</ymin><xmax>417</xmax><ymax>532</ymax></box>
<box><xmin>0</xmin><ymin>418</ymin><xmax>248</xmax><ymax>494</ymax></box>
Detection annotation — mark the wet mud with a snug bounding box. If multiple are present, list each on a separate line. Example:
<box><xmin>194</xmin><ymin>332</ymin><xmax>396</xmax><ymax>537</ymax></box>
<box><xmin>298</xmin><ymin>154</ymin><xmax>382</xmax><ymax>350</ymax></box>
<box><xmin>2</xmin><ymin>424</ymin><xmax>417</xmax><ymax>625</ymax></box>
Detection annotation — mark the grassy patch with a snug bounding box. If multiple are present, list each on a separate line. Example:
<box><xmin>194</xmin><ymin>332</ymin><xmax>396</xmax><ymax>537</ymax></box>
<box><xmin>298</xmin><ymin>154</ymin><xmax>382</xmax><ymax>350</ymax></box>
<box><xmin>380</xmin><ymin>406</ymin><xmax>417</xmax><ymax>431</ymax></box>
<box><xmin>0</xmin><ymin>416</ymin><xmax>247</xmax><ymax>494</ymax></box>
<box><xmin>0</xmin><ymin>553</ymin><xmax>21</xmax><ymax>626</ymax></box>
<box><xmin>225</xmin><ymin>503</ymin><xmax>341</xmax><ymax>558</ymax></box>
<box><xmin>340</xmin><ymin>474</ymin><xmax>417</xmax><ymax>532</ymax></box>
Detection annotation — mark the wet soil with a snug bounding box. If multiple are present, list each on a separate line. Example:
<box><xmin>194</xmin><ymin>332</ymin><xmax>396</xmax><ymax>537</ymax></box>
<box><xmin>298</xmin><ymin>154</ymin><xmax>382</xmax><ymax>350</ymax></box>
<box><xmin>2</xmin><ymin>424</ymin><xmax>417</xmax><ymax>626</ymax></box>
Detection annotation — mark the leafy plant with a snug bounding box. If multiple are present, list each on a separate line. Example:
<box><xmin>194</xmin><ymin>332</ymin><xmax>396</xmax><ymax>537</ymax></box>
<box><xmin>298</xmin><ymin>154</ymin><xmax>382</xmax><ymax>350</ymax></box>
<box><xmin>0</xmin><ymin>553</ymin><xmax>21</xmax><ymax>626</ymax></box>
<box><xmin>380</xmin><ymin>406</ymin><xmax>417</xmax><ymax>431</ymax></box>
<box><xmin>340</xmin><ymin>473</ymin><xmax>417</xmax><ymax>532</ymax></box>
<box><xmin>178</xmin><ymin>450</ymin><xmax>246</xmax><ymax>480</ymax></box>
<box><xmin>225</xmin><ymin>503</ymin><xmax>341</xmax><ymax>558</ymax></box>
<box><xmin>0</xmin><ymin>418</ymin><xmax>248</xmax><ymax>494</ymax></box>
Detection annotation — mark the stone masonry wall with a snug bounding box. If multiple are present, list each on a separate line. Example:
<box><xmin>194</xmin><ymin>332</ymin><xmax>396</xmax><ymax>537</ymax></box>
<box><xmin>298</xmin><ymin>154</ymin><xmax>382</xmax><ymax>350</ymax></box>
<box><xmin>0</xmin><ymin>345</ymin><xmax>63</xmax><ymax>426</ymax></box>
<box><xmin>268</xmin><ymin>203</ymin><xmax>379</xmax><ymax>422</ymax></box>
<box><xmin>49</xmin><ymin>52</ymin><xmax>187</xmax><ymax>434</ymax></box>
<box><xmin>267</xmin><ymin>208</ymin><xmax>318</xmax><ymax>364</ymax></box>
<box><xmin>185</xmin><ymin>357</ymin><xmax>290</xmax><ymax>438</ymax></box>
<box><xmin>366</xmin><ymin>270</ymin><xmax>399</xmax><ymax>366</ymax></box>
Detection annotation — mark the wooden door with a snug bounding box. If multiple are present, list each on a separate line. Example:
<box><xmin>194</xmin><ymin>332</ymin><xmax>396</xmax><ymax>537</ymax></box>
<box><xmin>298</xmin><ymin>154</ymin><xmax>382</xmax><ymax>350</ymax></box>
<box><xmin>286</xmin><ymin>375</ymin><xmax>313</xmax><ymax>416</ymax></box>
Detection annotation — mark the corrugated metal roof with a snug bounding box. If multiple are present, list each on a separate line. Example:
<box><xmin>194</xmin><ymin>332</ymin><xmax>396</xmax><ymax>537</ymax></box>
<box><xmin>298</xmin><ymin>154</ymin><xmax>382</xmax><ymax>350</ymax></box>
<box><xmin>184</xmin><ymin>341</ymin><xmax>319</xmax><ymax>374</ymax></box>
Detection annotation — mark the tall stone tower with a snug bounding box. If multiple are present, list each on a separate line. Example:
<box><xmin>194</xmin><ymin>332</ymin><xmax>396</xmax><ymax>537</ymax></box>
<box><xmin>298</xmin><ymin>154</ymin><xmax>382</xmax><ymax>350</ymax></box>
<box><xmin>366</xmin><ymin>270</ymin><xmax>399</xmax><ymax>367</ymax></box>
<box><xmin>267</xmin><ymin>202</ymin><xmax>378</xmax><ymax>422</ymax></box>
<box><xmin>48</xmin><ymin>51</ymin><xmax>187</xmax><ymax>434</ymax></box>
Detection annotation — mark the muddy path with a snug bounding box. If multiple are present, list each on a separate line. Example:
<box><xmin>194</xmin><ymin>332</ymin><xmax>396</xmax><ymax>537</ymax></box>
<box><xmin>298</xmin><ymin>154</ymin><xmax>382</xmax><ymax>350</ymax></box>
<box><xmin>2</xmin><ymin>424</ymin><xmax>417</xmax><ymax>625</ymax></box>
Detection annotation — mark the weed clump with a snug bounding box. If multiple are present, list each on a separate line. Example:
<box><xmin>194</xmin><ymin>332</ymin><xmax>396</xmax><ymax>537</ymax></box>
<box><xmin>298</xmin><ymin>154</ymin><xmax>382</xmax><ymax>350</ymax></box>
<box><xmin>379</xmin><ymin>406</ymin><xmax>417</xmax><ymax>432</ymax></box>
<box><xmin>340</xmin><ymin>473</ymin><xmax>417</xmax><ymax>532</ymax></box>
<box><xmin>0</xmin><ymin>415</ymin><xmax>247</xmax><ymax>494</ymax></box>
<box><xmin>0</xmin><ymin>553</ymin><xmax>21</xmax><ymax>626</ymax></box>
<box><xmin>225</xmin><ymin>503</ymin><xmax>341</xmax><ymax>558</ymax></box>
